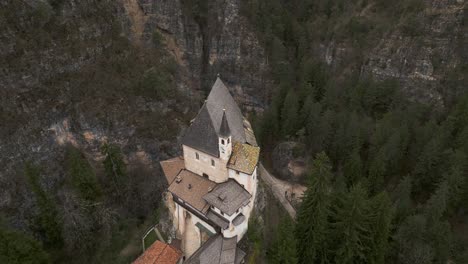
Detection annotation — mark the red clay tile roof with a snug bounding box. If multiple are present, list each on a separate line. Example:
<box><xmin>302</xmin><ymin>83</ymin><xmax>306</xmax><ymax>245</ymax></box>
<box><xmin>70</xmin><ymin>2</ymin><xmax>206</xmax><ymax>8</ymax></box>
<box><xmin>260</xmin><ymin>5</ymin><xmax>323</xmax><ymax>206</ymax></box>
<box><xmin>133</xmin><ymin>241</ymin><xmax>182</xmax><ymax>264</ymax></box>
<box><xmin>160</xmin><ymin>157</ymin><xmax>185</xmax><ymax>185</ymax></box>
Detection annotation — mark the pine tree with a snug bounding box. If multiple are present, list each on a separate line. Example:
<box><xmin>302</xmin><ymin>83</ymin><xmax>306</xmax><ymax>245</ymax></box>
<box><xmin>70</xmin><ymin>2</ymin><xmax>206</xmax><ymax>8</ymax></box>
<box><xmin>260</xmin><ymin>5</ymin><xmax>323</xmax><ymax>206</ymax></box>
<box><xmin>305</xmin><ymin>100</ymin><xmax>322</xmax><ymax>151</ymax></box>
<box><xmin>413</xmin><ymin>134</ymin><xmax>445</xmax><ymax>192</ymax></box>
<box><xmin>101</xmin><ymin>143</ymin><xmax>127</xmax><ymax>196</ymax></box>
<box><xmin>300</xmin><ymin>94</ymin><xmax>317</xmax><ymax>126</ymax></box>
<box><xmin>317</xmin><ymin>110</ymin><xmax>336</xmax><ymax>154</ymax></box>
<box><xmin>367</xmin><ymin>150</ymin><xmax>387</xmax><ymax>194</ymax></box>
<box><xmin>394</xmin><ymin>215</ymin><xmax>433</xmax><ymax>264</ymax></box>
<box><xmin>281</xmin><ymin>89</ymin><xmax>300</xmax><ymax>137</ymax></box>
<box><xmin>25</xmin><ymin>163</ymin><xmax>63</xmax><ymax>250</ymax></box>
<box><xmin>333</xmin><ymin>184</ymin><xmax>370</xmax><ymax>264</ymax></box>
<box><xmin>66</xmin><ymin>147</ymin><xmax>101</xmax><ymax>201</ymax></box>
<box><xmin>0</xmin><ymin>226</ymin><xmax>50</xmax><ymax>264</ymax></box>
<box><xmin>296</xmin><ymin>152</ymin><xmax>333</xmax><ymax>264</ymax></box>
<box><xmin>264</xmin><ymin>84</ymin><xmax>289</xmax><ymax>139</ymax></box>
<box><xmin>443</xmin><ymin>149</ymin><xmax>467</xmax><ymax>211</ymax></box>
<box><xmin>343</xmin><ymin>148</ymin><xmax>363</xmax><ymax>187</ymax></box>
<box><xmin>424</xmin><ymin>181</ymin><xmax>449</xmax><ymax>223</ymax></box>
<box><xmin>269</xmin><ymin>216</ymin><xmax>297</xmax><ymax>264</ymax></box>
<box><xmin>455</xmin><ymin>126</ymin><xmax>468</xmax><ymax>154</ymax></box>
<box><xmin>367</xmin><ymin>192</ymin><xmax>393</xmax><ymax>264</ymax></box>
<box><xmin>392</xmin><ymin>175</ymin><xmax>413</xmax><ymax>222</ymax></box>
<box><xmin>427</xmin><ymin>219</ymin><xmax>452</xmax><ymax>263</ymax></box>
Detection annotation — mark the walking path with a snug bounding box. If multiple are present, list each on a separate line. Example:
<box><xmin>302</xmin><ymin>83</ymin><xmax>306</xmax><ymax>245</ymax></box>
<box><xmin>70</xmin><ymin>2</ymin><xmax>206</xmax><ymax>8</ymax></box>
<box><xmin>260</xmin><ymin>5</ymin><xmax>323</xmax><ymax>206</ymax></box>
<box><xmin>258</xmin><ymin>163</ymin><xmax>306</xmax><ymax>219</ymax></box>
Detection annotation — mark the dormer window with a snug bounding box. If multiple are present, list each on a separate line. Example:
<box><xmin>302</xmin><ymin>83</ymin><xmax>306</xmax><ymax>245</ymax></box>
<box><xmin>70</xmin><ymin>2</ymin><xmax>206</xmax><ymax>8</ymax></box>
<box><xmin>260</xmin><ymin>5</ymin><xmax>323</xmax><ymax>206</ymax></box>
<box><xmin>195</xmin><ymin>152</ymin><xmax>199</xmax><ymax>160</ymax></box>
<box><xmin>221</xmin><ymin>139</ymin><xmax>225</xmax><ymax>145</ymax></box>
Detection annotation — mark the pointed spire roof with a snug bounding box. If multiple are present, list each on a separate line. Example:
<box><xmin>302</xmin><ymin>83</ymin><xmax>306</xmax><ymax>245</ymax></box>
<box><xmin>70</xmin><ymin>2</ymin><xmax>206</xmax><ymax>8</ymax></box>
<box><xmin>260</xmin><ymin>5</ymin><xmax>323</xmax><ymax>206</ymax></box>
<box><xmin>182</xmin><ymin>104</ymin><xmax>219</xmax><ymax>157</ymax></box>
<box><xmin>206</xmin><ymin>77</ymin><xmax>245</xmax><ymax>142</ymax></box>
<box><xmin>219</xmin><ymin>110</ymin><xmax>231</xmax><ymax>137</ymax></box>
<box><xmin>182</xmin><ymin>78</ymin><xmax>246</xmax><ymax>157</ymax></box>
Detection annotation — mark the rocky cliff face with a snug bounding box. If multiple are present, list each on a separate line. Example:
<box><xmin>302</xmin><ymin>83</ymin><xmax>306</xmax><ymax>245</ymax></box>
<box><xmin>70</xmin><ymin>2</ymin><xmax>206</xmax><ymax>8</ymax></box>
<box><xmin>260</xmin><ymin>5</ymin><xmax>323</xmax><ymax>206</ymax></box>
<box><xmin>137</xmin><ymin>0</ymin><xmax>270</xmax><ymax>110</ymax></box>
<box><xmin>0</xmin><ymin>0</ymin><xmax>269</xmax><ymax>239</ymax></box>
<box><xmin>321</xmin><ymin>0</ymin><xmax>466</xmax><ymax>106</ymax></box>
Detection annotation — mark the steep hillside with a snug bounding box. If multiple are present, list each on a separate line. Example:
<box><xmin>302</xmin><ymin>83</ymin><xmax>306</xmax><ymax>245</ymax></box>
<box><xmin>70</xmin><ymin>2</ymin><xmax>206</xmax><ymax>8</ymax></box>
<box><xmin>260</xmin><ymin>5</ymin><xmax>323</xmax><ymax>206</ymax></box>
<box><xmin>0</xmin><ymin>0</ymin><xmax>466</xmax><ymax>263</ymax></box>
<box><xmin>242</xmin><ymin>0</ymin><xmax>466</xmax><ymax>106</ymax></box>
<box><xmin>0</xmin><ymin>0</ymin><xmax>269</xmax><ymax>262</ymax></box>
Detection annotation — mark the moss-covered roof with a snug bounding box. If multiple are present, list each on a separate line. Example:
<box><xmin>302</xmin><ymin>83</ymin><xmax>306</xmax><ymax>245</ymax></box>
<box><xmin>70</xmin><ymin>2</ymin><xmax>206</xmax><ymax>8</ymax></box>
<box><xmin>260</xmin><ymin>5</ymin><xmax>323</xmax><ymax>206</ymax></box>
<box><xmin>227</xmin><ymin>142</ymin><xmax>260</xmax><ymax>175</ymax></box>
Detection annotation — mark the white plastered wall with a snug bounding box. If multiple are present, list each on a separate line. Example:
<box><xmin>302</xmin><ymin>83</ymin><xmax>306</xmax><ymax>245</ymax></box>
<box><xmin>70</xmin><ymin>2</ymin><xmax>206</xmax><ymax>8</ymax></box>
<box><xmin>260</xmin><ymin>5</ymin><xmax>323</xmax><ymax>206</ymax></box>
<box><xmin>183</xmin><ymin>145</ymin><xmax>228</xmax><ymax>183</ymax></box>
<box><xmin>172</xmin><ymin>200</ymin><xmax>217</xmax><ymax>257</ymax></box>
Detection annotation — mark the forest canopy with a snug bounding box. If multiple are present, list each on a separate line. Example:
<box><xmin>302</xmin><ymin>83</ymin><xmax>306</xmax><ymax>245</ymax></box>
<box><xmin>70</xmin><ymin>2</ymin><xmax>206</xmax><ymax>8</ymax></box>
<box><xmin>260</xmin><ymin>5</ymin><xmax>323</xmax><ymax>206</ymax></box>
<box><xmin>243</xmin><ymin>0</ymin><xmax>468</xmax><ymax>263</ymax></box>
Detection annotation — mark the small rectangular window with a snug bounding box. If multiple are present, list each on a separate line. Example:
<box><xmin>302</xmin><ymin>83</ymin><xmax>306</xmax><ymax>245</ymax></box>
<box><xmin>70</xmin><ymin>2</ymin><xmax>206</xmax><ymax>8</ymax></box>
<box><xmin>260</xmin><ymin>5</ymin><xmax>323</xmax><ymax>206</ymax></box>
<box><xmin>211</xmin><ymin>159</ymin><xmax>215</xmax><ymax>167</ymax></box>
<box><xmin>236</xmin><ymin>171</ymin><xmax>239</xmax><ymax>175</ymax></box>
<box><xmin>196</xmin><ymin>152</ymin><xmax>199</xmax><ymax>160</ymax></box>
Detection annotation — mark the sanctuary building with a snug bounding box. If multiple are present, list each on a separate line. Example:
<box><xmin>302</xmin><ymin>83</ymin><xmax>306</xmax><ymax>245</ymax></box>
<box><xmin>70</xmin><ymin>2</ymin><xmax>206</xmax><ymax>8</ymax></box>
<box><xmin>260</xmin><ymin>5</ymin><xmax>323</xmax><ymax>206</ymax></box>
<box><xmin>160</xmin><ymin>77</ymin><xmax>260</xmax><ymax>263</ymax></box>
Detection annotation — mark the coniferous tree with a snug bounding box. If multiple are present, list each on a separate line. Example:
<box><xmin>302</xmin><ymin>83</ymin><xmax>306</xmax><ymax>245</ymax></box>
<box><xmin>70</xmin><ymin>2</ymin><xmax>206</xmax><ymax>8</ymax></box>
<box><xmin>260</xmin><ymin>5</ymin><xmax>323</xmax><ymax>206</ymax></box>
<box><xmin>443</xmin><ymin>149</ymin><xmax>467</xmax><ymax>211</ymax></box>
<box><xmin>101</xmin><ymin>143</ymin><xmax>127</xmax><ymax>196</ymax></box>
<box><xmin>66</xmin><ymin>147</ymin><xmax>101</xmax><ymax>201</ymax></box>
<box><xmin>394</xmin><ymin>215</ymin><xmax>433</xmax><ymax>264</ymax></box>
<box><xmin>333</xmin><ymin>184</ymin><xmax>371</xmax><ymax>264</ymax></box>
<box><xmin>455</xmin><ymin>126</ymin><xmax>468</xmax><ymax>154</ymax></box>
<box><xmin>427</xmin><ymin>219</ymin><xmax>452</xmax><ymax>263</ymax></box>
<box><xmin>424</xmin><ymin>181</ymin><xmax>453</xmax><ymax>263</ymax></box>
<box><xmin>343</xmin><ymin>148</ymin><xmax>363</xmax><ymax>187</ymax></box>
<box><xmin>367</xmin><ymin>150</ymin><xmax>387</xmax><ymax>194</ymax></box>
<box><xmin>367</xmin><ymin>192</ymin><xmax>393</xmax><ymax>264</ymax></box>
<box><xmin>300</xmin><ymin>94</ymin><xmax>316</xmax><ymax>126</ymax></box>
<box><xmin>25</xmin><ymin>163</ymin><xmax>63</xmax><ymax>250</ymax></box>
<box><xmin>269</xmin><ymin>216</ymin><xmax>297</xmax><ymax>264</ymax></box>
<box><xmin>424</xmin><ymin>181</ymin><xmax>449</xmax><ymax>223</ymax></box>
<box><xmin>413</xmin><ymin>135</ymin><xmax>445</xmax><ymax>192</ymax></box>
<box><xmin>0</xmin><ymin>226</ymin><xmax>50</xmax><ymax>264</ymax></box>
<box><xmin>296</xmin><ymin>152</ymin><xmax>333</xmax><ymax>264</ymax></box>
<box><xmin>317</xmin><ymin>110</ymin><xmax>336</xmax><ymax>154</ymax></box>
<box><xmin>281</xmin><ymin>89</ymin><xmax>300</xmax><ymax>137</ymax></box>
<box><xmin>264</xmin><ymin>84</ymin><xmax>289</xmax><ymax>139</ymax></box>
<box><xmin>392</xmin><ymin>175</ymin><xmax>413</xmax><ymax>222</ymax></box>
<box><xmin>305</xmin><ymin>100</ymin><xmax>323</xmax><ymax>152</ymax></box>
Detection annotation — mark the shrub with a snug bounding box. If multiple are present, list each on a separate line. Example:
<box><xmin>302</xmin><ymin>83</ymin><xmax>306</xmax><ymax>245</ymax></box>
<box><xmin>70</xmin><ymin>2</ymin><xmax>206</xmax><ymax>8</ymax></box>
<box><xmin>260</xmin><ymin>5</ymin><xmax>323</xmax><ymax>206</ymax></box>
<box><xmin>65</xmin><ymin>147</ymin><xmax>102</xmax><ymax>201</ymax></box>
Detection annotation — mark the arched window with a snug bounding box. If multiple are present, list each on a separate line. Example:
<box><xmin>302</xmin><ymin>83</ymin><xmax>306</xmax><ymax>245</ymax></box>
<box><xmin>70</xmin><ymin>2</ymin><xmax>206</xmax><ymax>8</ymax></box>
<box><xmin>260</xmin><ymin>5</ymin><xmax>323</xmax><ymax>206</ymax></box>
<box><xmin>195</xmin><ymin>152</ymin><xmax>199</xmax><ymax>160</ymax></box>
<box><xmin>221</xmin><ymin>139</ymin><xmax>225</xmax><ymax>145</ymax></box>
<box><xmin>227</xmin><ymin>138</ymin><xmax>230</xmax><ymax>144</ymax></box>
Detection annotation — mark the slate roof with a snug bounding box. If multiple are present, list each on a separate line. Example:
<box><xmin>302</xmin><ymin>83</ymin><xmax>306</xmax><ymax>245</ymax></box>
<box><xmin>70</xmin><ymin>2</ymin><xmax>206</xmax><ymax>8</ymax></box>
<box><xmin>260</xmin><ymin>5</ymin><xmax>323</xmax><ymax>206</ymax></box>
<box><xmin>182</xmin><ymin>78</ymin><xmax>246</xmax><ymax>157</ymax></box>
<box><xmin>206</xmin><ymin>209</ymin><xmax>230</xmax><ymax>229</ymax></box>
<box><xmin>132</xmin><ymin>241</ymin><xmax>182</xmax><ymax>264</ymax></box>
<box><xmin>203</xmin><ymin>179</ymin><xmax>252</xmax><ymax>216</ymax></box>
<box><xmin>184</xmin><ymin>234</ymin><xmax>245</xmax><ymax>264</ymax></box>
<box><xmin>227</xmin><ymin>142</ymin><xmax>260</xmax><ymax>175</ymax></box>
<box><xmin>232</xmin><ymin>213</ymin><xmax>245</xmax><ymax>227</ymax></box>
<box><xmin>243</xmin><ymin>119</ymin><xmax>258</xmax><ymax>146</ymax></box>
<box><xmin>182</xmin><ymin>104</ymin><xmax>220</xmax><ymax>157</ymax></box>
<box><xmin>160</xmin><ymin>156</ymin><xmax>185</xmax><ymax>185</ymax></box>
<box><xmin>219</xmin><ymin>111</ymin><xmax>231</xmax><ymax>138</ymax></box>
<box><xmin>168</xmin><ymin>170</ymin><xmax>217</xmax><ymax>214</ymax></box>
